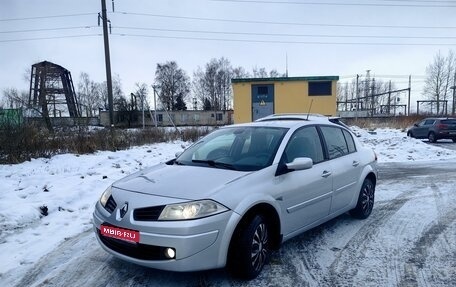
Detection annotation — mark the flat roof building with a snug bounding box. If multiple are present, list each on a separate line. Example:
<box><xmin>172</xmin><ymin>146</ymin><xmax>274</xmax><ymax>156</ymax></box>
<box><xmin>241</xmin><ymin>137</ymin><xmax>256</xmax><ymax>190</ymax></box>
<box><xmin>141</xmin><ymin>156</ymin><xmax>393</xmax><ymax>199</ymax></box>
<box><xmin>232</xmin><ymin>76</ymin><xmax>339</xmax><ymax>123</ymax></box>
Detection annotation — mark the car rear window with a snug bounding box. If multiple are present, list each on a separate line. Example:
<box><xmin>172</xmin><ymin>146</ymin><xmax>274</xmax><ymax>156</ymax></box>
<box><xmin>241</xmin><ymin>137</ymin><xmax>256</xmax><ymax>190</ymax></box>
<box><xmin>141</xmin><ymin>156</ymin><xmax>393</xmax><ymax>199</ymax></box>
<box><xmin>441</xmin><ymin>119</ymin><xmax>456</xmax><ymax>124</ymax></box>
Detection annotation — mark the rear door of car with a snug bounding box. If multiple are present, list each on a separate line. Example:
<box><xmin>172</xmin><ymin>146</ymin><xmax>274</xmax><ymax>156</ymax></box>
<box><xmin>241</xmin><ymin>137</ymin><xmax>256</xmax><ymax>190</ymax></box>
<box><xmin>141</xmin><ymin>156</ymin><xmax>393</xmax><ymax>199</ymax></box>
<box><xmin>319</xmin><ymin>126</ymin><xmax>362</xmax><ymax>214</ymax></box>
<box><xmin>440</xmin><ymin>119</ymin><xmax>456</xmax><ymax>135</ymax></box>
<box><xmin>277</xmin><ymin>126</ymin><xmax>333</xmax><ymax>235</ymax></box>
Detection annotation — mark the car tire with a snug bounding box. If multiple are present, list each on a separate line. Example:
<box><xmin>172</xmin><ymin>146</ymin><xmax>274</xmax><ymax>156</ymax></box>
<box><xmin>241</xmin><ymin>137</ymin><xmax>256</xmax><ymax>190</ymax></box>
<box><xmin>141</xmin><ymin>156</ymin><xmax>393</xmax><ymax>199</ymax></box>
<box><xmin>407</xmin><ymin>131</ymin><xmax>414</xmax><ymax>138</ymax></box>
<box><xmin>229</xmin><ymin>215</ymin><xmax>270</xmax><ymax>280</ymax></box>
<box><xmin>428</xmin><ymin>132</ymin><xmax>437</xmax><ymax>143</ymax></box>
<box><xmin>452</xmin><ymin>138</ymin><xmax>456</xmax><ymax>143</ymax></box>
<box><xmin>350</xmin><ymin>178</ymin><xmax>375</xmax><ymax>219</ymax></box>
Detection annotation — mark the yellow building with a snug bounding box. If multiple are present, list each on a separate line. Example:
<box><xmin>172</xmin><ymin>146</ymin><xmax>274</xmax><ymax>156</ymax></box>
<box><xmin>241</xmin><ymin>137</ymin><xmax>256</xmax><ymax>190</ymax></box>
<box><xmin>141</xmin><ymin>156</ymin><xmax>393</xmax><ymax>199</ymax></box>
<box><xmin>232</xmin><ymin>76</ymin><xmax>339</xmax><ymax>123</ymax></box>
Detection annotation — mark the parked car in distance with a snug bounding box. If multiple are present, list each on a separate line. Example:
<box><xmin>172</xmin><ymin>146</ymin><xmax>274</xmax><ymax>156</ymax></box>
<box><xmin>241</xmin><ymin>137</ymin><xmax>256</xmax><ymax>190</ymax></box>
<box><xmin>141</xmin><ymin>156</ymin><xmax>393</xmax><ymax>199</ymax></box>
<box><xmin>407</xmin><ymin>118</ymin><xmax>456</xmax><ymax>143</ymax></box>
<box><xmin>93</xmin><ymin>114</ymin><xmax>378</xmax><ymax>280</ymax></box>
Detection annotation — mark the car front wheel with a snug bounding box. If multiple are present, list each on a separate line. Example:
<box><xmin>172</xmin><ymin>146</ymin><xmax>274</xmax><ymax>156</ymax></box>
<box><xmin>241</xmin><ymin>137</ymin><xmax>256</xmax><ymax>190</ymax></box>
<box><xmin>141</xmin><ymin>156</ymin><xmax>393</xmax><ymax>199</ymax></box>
<box><xmin>407</xmin><ymin>131</ymin><xmax>414</xmax><ymax>138</ymax></box>
<box><xmin>428</xmin><ymin>132</ymin><xmax>437</xmax><ymax>143</ymax></box>
<box><xmin>229</xmin><ymin>215</ymin><xmax>270</xmax><ymax>280</ymax></box>
<box><xmin>350</xmin><ymin>178</ymin><xmax>375</xmax><ymax>219</ymax></box>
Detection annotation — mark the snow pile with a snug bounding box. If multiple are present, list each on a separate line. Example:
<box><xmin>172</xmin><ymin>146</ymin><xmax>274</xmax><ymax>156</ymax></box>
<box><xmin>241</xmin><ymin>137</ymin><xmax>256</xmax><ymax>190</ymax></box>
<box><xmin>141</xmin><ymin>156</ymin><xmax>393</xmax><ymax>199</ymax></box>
<box><xmin>0</xmin><ymin>142</ymin><xmax>186</xmax><ymax>276</ymax></box>
<box><xmin>353</xmin><ymin>127</ymin><xmax>456</xmax><ymax>162</ymax></box>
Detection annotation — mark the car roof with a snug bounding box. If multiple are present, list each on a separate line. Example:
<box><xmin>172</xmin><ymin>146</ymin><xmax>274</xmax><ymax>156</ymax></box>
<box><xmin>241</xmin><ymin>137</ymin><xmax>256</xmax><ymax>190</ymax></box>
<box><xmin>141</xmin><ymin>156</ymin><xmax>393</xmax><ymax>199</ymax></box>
<box><xmin>255</xmin><ymin>113</ymin><xmax>329</xmax><ymax>122</ymax></box>
<box><xmin>226</xmin><ymin>114</ymin><xmax>341</xmax><ymax>129</ymax></box>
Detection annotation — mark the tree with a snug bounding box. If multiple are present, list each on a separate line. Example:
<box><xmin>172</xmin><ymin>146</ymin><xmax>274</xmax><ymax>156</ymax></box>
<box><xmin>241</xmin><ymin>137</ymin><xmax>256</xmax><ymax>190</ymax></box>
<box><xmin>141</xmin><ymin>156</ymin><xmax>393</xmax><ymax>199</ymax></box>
<box><xmin>252</xmin><ymin>66</ymin><xmax>268</xmax><ymax>78</ymax></box>
<box><xmin>77</xmin><ymin>72</ymin><xmax>102</xmax><ymax>117</ymax></box>
<box><xmin>154</xmin><ymin>61</ymin><xmax>191</xmax><ymax>111</ymax></box>
<box><xmin>193</xmin><ymin>57</ymin><xmax>233</xmax><ymax>111</ymax></box>
<box><xmin>423</xmin><ymin>50</ymin><xmax>456</xmax><ymax>114</ymax></box>
<box><xmin>1</xmin><ymin>88</ymin><xmax>28</xmax><ymax>109</ymax></box>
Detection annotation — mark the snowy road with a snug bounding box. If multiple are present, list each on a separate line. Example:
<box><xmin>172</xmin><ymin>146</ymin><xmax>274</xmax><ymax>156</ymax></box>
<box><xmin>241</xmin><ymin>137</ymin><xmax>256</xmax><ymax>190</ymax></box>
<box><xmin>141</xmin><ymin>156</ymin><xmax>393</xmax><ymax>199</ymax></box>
<box><xmin>10</xmin><ymin>161</ymin><xmax>456</xmax><ymax>287</ymax></box>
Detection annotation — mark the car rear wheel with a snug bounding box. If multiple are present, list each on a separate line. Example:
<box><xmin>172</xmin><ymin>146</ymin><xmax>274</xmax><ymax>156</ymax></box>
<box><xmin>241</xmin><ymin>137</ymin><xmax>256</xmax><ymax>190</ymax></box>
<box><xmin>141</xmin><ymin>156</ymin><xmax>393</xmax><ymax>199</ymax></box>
<box><xmin>350</xmin><ymin>178</ymin><xmax>375</xmax><ymax>219</ymax></box>
<box><xmin>428</xmin><ymin>132</ymin><xmax>437</xmax><ymax>143</ymax></box>
<box><xmin>229</xmin><ymin>215</ymin><xmax>270</xmax><ymax>280</ymax></box>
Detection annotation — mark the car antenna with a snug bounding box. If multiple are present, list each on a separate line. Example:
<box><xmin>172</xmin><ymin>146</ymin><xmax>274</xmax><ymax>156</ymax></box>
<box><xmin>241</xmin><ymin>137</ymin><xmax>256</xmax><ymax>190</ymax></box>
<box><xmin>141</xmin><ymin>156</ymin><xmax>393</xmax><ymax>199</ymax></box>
<box><xmin>306</xmin><ymin>99</ymin><xmax>314</xmax><ymax>120</ymax></box>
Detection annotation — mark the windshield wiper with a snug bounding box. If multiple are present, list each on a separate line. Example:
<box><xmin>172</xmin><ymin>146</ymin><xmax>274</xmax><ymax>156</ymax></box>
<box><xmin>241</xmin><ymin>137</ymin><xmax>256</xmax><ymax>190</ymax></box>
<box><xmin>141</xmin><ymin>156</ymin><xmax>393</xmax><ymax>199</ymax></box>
<box><xmin>192</xmin><ymin>160</ymin><xmax>237</xmax><ymax>170</ymax></box>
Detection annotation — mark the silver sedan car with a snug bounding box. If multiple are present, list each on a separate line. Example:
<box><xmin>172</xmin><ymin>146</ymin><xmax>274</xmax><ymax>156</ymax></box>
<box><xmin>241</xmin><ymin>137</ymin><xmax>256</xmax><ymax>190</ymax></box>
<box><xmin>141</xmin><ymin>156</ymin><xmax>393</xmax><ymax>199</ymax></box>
<box><xmin>93</xmin><ymin>114</ymin><xmax>378</xmax><ymax>279</ymax></box>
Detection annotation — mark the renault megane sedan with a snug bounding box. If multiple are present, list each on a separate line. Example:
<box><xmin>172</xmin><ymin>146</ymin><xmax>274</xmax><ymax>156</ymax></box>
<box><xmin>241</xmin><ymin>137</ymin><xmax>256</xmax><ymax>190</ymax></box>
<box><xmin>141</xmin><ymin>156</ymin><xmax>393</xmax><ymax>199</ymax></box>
<box><xmin>93</xmin><ymin>114</ymin><xmax>378</xmax><ymax>279</ymax></box>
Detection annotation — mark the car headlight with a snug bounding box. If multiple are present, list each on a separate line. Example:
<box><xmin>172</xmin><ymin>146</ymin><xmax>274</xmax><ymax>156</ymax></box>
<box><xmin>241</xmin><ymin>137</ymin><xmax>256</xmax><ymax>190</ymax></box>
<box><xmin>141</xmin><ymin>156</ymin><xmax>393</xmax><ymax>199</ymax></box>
<box><xmin>158</xmin><ymin>200</ymin><xmax>228</xmax><ymax>221</ymax></box>
<box><xmin>100</xmin><ymin>186</ymin><xmax>112</xmax><ymax>208</ymax></box>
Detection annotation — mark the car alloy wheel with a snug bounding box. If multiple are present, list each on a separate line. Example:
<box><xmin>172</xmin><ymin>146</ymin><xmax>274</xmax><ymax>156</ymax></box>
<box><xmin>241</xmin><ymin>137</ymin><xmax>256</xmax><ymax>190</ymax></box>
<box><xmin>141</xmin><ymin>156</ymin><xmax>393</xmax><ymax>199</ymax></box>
<box><xmin>251</xmin><ymin>222</ymin><xmax>269</xmax><ymax>272</ymax></box>
<box><xmin>229</xmin><ymin>214</ymin><xmax>270</xmax><ymax>279</ymax></box>
<box><xmin>350</xmin><ymin>178</ymin><xmax>375</xmax><ymax>219</ymax></box>
<box><xmin>360</xmin><ymin>180</ymin><xmax>375</xmax><ymax>216</ymax></box>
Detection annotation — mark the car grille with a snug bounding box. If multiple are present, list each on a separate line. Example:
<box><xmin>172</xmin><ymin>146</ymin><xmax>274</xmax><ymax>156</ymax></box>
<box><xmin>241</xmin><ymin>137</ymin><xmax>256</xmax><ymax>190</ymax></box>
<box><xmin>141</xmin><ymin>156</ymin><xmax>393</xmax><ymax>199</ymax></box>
<box><xmin>133</xmin><ymin>205</ymin><xmax>165</xmax><ymax>221</ymax></box>
<box><xmin>105</xmin><ymin>195</ymin><xmax>117</xmax><ymax>213</ymax></box>
<box><xmin>97</xmin><ymin>228</ymin><xmax>168</xmax><ymax>260</ymax></box>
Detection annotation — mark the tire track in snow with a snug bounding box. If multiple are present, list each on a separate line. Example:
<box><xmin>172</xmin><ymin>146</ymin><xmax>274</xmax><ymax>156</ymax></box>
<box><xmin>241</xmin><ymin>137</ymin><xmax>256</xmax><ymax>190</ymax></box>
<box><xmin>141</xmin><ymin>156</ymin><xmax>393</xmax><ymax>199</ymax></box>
<box><xmin>325</xmin><ymin>193</ymin><xmax>411</xmax><ymax>286</ymax></box>
<box><xmin>398</xmin><ymin>181</ymin><xmax>456</xmax><ymax>287</ymax></box>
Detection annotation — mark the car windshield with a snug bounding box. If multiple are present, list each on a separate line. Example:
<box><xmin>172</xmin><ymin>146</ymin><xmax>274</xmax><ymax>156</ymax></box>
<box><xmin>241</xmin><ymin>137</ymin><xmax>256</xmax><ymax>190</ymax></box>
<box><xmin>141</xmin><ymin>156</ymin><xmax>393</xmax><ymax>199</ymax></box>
<box><xmin>175</xmin><ymin>126</ymin><xmax>288</xmax><ymax>171</ymax></box>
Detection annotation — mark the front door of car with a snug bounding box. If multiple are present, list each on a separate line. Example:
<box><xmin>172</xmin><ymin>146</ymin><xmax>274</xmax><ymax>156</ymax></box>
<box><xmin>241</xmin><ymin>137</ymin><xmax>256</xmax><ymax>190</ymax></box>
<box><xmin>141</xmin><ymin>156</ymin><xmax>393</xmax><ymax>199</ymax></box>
<box><xmin>415</xmin><ymin>119</ymin><xmax>434</xmax><ymax>138</ymax></box>
<box><xmin>276</xmin><ymin>127</ymin><xmax>332</xmax><ymax>235</ymax></box>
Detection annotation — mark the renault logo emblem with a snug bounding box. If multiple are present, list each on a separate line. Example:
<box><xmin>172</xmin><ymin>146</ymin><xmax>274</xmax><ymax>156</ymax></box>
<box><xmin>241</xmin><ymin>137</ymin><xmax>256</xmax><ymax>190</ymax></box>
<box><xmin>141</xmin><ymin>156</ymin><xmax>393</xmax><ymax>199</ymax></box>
<box><xmin>116</xmin><ymin>202</ymin><xmax>128</xmax><ymax>221</ymax></box>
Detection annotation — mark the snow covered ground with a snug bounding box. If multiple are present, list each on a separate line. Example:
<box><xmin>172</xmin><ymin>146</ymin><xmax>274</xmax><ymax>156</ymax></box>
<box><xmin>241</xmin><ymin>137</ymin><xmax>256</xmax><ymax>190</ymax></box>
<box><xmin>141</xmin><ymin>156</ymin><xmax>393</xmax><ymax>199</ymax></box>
<box><xmin>1</xmin><ymin>127</ymin><xmax>456</xmax><ymax>286</ymax></box>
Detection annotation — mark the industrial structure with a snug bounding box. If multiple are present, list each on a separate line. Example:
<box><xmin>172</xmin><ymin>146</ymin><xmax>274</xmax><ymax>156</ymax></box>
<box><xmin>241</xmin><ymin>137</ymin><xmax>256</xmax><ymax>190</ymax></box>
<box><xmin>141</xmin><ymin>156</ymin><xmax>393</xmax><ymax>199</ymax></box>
<box><xmin>28</xmin><ymin>61</ymin><xmax>80</xmax><ymax>129</ymax></box>
<box><xmin>231</xmin><ymin>76</ymin><xmax>339</xmax><ymax>123</ymax></box>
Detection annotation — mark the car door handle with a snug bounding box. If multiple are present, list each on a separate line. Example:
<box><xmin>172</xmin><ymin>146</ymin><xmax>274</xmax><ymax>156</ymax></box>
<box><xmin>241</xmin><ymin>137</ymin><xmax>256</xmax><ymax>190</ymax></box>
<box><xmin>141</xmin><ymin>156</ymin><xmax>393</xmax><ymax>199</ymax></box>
<box><xmin>352</xmin><ymin>161</ymin><xmax>360</xmax><ymax>167</ymax></box>
<box><xmin>322</xmin><ymin>170</ymin><xmax>332</xmax><ymax>178</ymax></box>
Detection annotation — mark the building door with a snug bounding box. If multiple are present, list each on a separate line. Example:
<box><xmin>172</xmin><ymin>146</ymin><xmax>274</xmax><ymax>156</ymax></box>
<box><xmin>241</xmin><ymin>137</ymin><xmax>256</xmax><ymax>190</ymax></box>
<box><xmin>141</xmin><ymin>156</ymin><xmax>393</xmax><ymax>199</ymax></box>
<box><xmin>252</xmin><ymin>84</ymin><xmax>274</xmax><ymax>121</ymax></box>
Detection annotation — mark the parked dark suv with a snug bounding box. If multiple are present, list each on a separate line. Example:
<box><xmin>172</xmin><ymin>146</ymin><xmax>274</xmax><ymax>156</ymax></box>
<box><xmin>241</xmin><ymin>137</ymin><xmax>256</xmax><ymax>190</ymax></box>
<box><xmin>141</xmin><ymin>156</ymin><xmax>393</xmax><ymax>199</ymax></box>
<box><xmin>407</xmin><ymin>118</ymin><xmax>456</xmax><ymax>143</ymax></box>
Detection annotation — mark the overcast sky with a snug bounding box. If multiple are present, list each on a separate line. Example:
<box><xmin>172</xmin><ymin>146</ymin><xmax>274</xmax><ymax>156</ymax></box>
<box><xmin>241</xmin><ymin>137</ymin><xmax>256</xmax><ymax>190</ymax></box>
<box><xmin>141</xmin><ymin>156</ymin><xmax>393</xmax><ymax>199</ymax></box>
<box><xmin>1</xmin><ymin>0</ymin><xmax>455</xmax><ymax>109</ymax></box>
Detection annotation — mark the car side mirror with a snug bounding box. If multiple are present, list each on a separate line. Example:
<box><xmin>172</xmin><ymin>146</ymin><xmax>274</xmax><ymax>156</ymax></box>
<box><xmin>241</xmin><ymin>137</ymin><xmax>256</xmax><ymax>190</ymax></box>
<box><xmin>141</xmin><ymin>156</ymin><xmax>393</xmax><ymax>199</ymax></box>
<box><xmin>275</xmin><ymin>157</ymin><xmax>313</xmax><ymax>176</ymax></box>
<box><xmin>286</xmin><ymin>157</ymin><xmax>313</xmax><ymax>170</ymax></box>
<box><xmin>414</xmin><ymin>123</ymin><xmax>418</xmax><ymax>127</ymax></box>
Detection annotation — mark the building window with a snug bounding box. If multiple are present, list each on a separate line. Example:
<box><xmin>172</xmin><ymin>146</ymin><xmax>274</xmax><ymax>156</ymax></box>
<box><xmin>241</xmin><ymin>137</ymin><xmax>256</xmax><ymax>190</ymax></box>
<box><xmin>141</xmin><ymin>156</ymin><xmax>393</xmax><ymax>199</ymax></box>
<box><xmin>194</xmin><ymin>114</ymin><xmax>200</xmax><ymax>121</ymax></box>
<box><xmin>309</xmin><ymin>81</ymin><xmax>332</xmax><ymax>96</ymax></box>
<box><xmin>257</xmin><ymin>86</ymin><xmax>268</xmax><ymax>95</ymax></box>
<box><xmin>216</xmin><ymin>113</ymin><xmax>223</xmax><ymax>121</ymax></box>
<box><xmin>157</xmin><ymin>114</ymin><xmax>163</xmax><ymax>122</ymax></box>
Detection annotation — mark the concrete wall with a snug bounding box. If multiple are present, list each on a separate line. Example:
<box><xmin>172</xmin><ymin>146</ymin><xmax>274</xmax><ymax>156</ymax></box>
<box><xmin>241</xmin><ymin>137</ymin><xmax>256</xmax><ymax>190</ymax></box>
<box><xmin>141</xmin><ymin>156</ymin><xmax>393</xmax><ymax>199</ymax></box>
<box><xmin>99</xmin><ymin>110</ymin><xmax>233</xmax><ymax>127</ymax></box>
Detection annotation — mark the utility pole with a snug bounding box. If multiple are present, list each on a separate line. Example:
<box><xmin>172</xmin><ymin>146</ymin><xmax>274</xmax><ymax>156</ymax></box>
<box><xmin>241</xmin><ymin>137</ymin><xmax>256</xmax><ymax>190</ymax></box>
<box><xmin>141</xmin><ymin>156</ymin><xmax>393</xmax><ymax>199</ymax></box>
<box><xmin>408</xmin><ymin>75</ymin><xmax>411</xmax><ymax>116</ymax></box>
<box><xmin>100</xmin><ymin>0</ymin><xmax>114</xmax><ymax>126</ymax></box>
<box><xmin>355</xmin><ymin>74</ymin><xmax>359</xmax><ymax>120</ymax></box>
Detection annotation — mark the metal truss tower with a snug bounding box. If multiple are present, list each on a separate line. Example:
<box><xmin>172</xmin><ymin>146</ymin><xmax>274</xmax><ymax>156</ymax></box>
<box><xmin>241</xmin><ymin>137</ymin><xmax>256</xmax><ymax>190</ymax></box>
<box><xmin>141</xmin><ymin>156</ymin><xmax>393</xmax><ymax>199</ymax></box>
<box><xmin>29</xmin><ymin>61</ymin><xmax>80</xmax><ymax>128</ymax></box>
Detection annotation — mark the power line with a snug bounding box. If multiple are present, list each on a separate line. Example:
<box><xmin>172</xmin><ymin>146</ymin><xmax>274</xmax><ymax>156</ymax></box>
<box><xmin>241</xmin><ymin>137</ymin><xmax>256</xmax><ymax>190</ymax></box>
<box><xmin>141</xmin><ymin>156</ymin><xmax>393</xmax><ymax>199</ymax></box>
<box><xmin>113</xmin><ymin>32</ymin><xmax>456</xmax><ymax>46</ymax></box>
<box><xmin>211</xmin><ymin>0</ymin><xmax>456</xmax><ymax>8</ymax></box>
<box><xmin>0</xmin><ymin>12</ymin><xmax>96</xmax><ymax>22</ymax></box>
<box><xmin>113</xmin><ymin>25</ymin><xmax>456</xmax><ymax>40</ymax></box>
<box><xmin>0</xmin><ymin>26</ymin><xmax>98</xmax><ymax>34</ymax></box>
<box><xmin>0</xmin><ymin>34</ymin><xmax>101</xmax><ymax>43</ymax></box>
<box><xmin>115</xmin><ymin>11</ymin><xmax>456</xmax><ymax>30</ymax></box>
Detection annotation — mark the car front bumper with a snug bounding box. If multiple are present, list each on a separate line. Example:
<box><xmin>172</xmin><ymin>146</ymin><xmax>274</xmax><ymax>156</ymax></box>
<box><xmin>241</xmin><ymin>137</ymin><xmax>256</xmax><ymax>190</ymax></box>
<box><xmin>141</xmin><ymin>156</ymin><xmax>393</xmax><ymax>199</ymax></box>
<box><xmin>93</xmin><ymin>200</ymin><xmax>240</xmax><ymax>272</ymax></box>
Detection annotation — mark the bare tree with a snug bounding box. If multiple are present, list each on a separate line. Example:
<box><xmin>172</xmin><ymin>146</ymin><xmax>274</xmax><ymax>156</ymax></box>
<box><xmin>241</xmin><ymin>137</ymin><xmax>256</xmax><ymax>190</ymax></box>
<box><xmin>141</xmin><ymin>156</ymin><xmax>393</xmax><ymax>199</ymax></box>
<box><xmin>423</xmin><ymin>50</ymin><xmax>456</xmax><ymax>114</ymax></box>
<box><xmin>155</xmin><ymin>61</ymin><xmax>190</xmax><ymax>111</ymax></box>
<box><xmin>77</xmin><ymin>72</ymin><xmax>102</xmax><ymax>117</ymax></box>
<box><xmin>252</xmin><ymin>66</ymin><xmax>268</xmax><ymax>78</ymax></box>
<box><xmin>193</xmin><ymin>57</ymin><xmax>233</xmax><ymax>111</ymax></box>
<box><xmin>232</xmin><ymin>66</ymin><xmax>251</xmax><ymax>79</ymax></box>
<box><xmin>1</xmin><ymin>88</ymin><xmax>28</xmax><ymax>109</ymax></box>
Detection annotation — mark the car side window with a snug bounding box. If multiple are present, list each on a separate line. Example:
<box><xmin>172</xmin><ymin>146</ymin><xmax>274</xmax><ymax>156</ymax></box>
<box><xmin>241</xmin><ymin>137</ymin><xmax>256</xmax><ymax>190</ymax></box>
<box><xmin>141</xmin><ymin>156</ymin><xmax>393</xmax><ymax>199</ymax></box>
<box><xmin>424</xmin><ymin>119</ymin><xmax>435</xmax><ymax>125</ymax></box>
<box><xmin>343</xmin><ymin>129</ymin><xmax>356</xmax><ymax>153</ymax></box>
<box><xmin>284</xmin><ymin>126</ymin><xmax>324</xmax><ymax>164</ymax></box>
<box><xmin>320</xmin><ymin>126</ymin><xmax>349</xmax><ymax>159</ymax></box>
